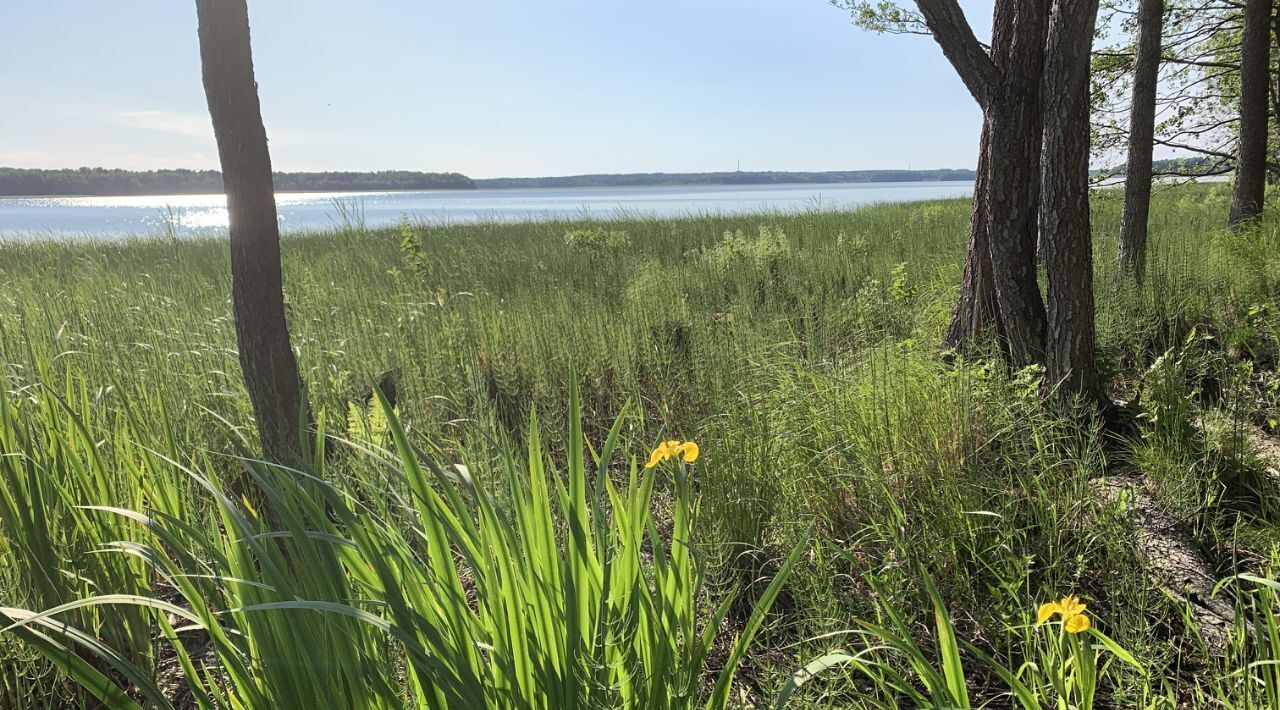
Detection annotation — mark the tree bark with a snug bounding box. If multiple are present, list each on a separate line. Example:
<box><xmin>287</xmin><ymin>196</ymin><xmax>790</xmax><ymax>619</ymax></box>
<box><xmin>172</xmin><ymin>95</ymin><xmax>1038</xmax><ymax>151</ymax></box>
<box><xmin>195</xmin><ymin>0</ymin><xmax>307</xmax><ymax>465</ymax></box>
<box><xmin>1118</xmin><ymin>0</ymin><xmax>1164</xmax><ymax>283</ymax></box>
<box><xmin>926</xmin><ymin>0</ymin><xmax>1049</xmax><ymax>367</ymax></box>
<box><xmin>1272</xmin><ymin>11</ymin><xmax>1280</xmax><ymax>183</ymax></box>
<box><xmin>981</xmin><ymin>0</ymin><xmax>1050</xmax><ymax>368</ymax></box>
<box><xmin>915</xmin><ymin>0</ymin><xmax>999</xmax><ymax>107</ymax></box>
<box><xmin>1041</xmin><ymin>0</ymin><xmax>1104</xmax><ymax>405</ymax></box>
<box><xmin>944</xmin><ymin>122</ymin><xmax>1002</xmax><ymax>350</ymax></box>
<box><xmin>1228</xmin><ymin>0</ymin><xmax>1271</xmax><ymax>228</ymax></box>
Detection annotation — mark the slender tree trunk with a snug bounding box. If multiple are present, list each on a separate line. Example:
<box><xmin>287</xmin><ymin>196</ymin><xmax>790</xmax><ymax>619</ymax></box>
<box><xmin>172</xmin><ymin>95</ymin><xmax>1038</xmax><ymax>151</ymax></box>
<box><xmin>925</xmin><ymin>0</ymin><xmax>1049</xmax><ymax>366</ymax></box>
<box><xmin>1041</xmin><ymin>0</ymin><xmax>1104</xmax><ymax>406</ymax></box>
<box><xmin>1118</xmin><ymin>0</ymin><xmax>1164</xmax><ymax>282</ymax></box>
<box><xmin>1271</xmin><ymin>10</ymin><xmax>1280</xmax><ymax>183</ymax></box>
<box><xmin>1228</xmin><ymin>0</ymin><xmax>1272</xmax><ymax>228</ymax></box>
<box><xmin>944</xmin><ymin>122</ymin><xmax>1003</xmax><ymax>350</ymax></box>
<box><xmin>195</xmin><ymin>0</ymin><xmax>307</xmax><ymax>465</ymax></box>
<box><xmin>915</xmin><ymin>0</ymin><xmax>1004</xmax><ymax>352</ymax></box>
<box><xmin>982</xmin><ymin>0</ymin><xmax>1050</xmax><ymax>369</ymax></box>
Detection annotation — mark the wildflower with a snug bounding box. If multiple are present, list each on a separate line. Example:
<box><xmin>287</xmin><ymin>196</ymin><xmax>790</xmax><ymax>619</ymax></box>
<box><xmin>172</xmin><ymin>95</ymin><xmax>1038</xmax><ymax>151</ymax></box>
<box><xmin>1037</xmin><ymin>594</ymin><xmax>1091</xmax><ymax>634</ymax></box>
<box><xmin>645</xmin><ymin>439</ymin><xmax>699</xmax><ymax>468</ymax></box>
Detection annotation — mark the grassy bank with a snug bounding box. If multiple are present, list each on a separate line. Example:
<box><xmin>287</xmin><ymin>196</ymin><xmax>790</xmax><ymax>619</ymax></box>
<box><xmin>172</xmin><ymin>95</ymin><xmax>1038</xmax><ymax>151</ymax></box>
<box><xmin>3</xmin><ymin>185</ymin><xmax>1280</xmax><ymax>707</ymax></box>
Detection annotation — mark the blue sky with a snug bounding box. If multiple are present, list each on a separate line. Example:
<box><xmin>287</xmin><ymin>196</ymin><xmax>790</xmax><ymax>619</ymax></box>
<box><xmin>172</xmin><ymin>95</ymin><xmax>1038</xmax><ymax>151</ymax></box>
<box><xmin>0</xmin><ymin>1</ymin><xmax>994</xmax><ymax>178</ymax></box>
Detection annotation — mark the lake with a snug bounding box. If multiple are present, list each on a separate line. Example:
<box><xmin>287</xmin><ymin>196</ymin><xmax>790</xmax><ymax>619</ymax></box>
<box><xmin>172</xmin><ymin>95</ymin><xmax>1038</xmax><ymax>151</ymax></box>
<box><xmin>0</xmin><ymin>180</ymin><xmax>974</xmax><ymax>240</ymax></box>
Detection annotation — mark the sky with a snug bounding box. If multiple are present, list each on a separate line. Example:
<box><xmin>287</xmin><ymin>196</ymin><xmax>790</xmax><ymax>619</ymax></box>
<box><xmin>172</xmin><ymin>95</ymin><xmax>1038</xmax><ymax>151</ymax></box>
<box><xmin>0</xmin><ymin>1</ymin><xmax>996</xmax><ymax>179</ymax></box>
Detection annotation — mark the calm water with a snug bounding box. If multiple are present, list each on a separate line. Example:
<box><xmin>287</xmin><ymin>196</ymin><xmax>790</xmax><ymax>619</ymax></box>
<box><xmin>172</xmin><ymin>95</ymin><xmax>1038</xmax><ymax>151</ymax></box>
<box><xmin>0</xmin><ymin>181</ymin><xmax>973</xmax><ymax>240</ymax></box>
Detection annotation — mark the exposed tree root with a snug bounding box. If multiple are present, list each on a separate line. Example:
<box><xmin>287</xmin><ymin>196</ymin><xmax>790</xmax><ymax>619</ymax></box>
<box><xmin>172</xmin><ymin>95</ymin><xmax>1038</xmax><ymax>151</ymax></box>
<box><xmin>1091</xmin><ymin>476</ymin><xmax>1234</xmax><ymax>655</ymax></box>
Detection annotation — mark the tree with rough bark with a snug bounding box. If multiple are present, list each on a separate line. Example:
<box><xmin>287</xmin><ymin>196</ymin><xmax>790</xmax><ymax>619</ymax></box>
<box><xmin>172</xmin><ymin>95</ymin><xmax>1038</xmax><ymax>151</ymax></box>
<box><xmin>1094</xmin><ymin>0</ymin><xmax>1280</xmax><ymax>187</ymax></box>
<box><xmin>1228</xmin><ymin>0</ymin><xmax>1272</xmax><ymax>228</ymax></box>
<box><xmin>195</xmin><ymin>0</ymin><xmax>308</xmax><ymax>465</ymax></box>
<box><xmin>841</xmin><ymin>0</ymin><xmax>1110</xmax><ymax>408</ymax></box>
<box><xmin>1117</xmin><ymin>0</ymin><xmax>1165</xmax><ymax>282</ymax></box>
<box><xmin>838</xmin><ymin>0</ymin><xmax>1050</xmax><ymax>369</ymax></box>
<box><xmin>1042</xmin><ymin>0</ymin><xmax>1105</xmax><ymax>405</ymax></box>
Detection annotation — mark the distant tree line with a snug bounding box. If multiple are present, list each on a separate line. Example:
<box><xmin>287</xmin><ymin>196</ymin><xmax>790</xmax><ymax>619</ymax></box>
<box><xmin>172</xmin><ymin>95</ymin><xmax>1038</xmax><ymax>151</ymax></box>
<box><xmin>1098</xmin><ymin>156</ymin><xmax>1218</xmax><ymax>178</ymax></box>
<box><xmin>0</xmin><ymin>167</ymin><xmax>978</xmax><ymax>197</ymax></box>
<box><xmin>475</xmin><ymin>169</ymin><xmax>975</xmax><ymax>189</ymax></box>
<box><xmin>0</xmin><ymin>167</ymin><xmax>476</xmax><ymax>196</ymax></box>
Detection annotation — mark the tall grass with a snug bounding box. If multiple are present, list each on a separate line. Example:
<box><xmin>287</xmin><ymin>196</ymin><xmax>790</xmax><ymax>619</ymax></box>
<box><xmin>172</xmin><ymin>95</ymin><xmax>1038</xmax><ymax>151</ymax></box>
<box><xmin>0</xmin><ymin>383</ymin><xmax>803</xmax><ymax>708</ymax></box>
<box><xmin>4</xmin><ymin>185</ymin><xmax>1280</xmax><ymax>706</ymax></box>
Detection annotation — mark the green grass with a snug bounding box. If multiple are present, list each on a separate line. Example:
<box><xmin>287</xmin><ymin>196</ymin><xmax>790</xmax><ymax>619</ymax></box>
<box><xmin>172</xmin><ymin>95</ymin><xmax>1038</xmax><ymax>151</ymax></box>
<box><xmin>3</xmin><ymin>185</ymin><xmax>1280</xmax><ymax>707</ymax></box>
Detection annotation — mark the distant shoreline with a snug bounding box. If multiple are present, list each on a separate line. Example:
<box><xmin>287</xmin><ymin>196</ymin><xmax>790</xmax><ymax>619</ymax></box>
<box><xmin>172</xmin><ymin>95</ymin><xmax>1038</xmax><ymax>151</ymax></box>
<box><xmin>0</xmin><ymin>168</ymin><xmax>476</xmax><ymax>199</ymax></box>
<box><xmin>0</xmin><ymin>180</ymin><xmax>976</xmax><ymax>201</ymax></box>
<box><xmin>0</xmin><ymin>186</ymin><xmax>485</xmax><ymax>200</ymax></box>
<box><xmin>0</xmin><ymin>167</ymin><xmax>976</xmax><ymax>198</ymax></box>
<box><xmin>472</xmin><ymin>169</ymin><xmax>976</xmax><ymax>190</ymax></box>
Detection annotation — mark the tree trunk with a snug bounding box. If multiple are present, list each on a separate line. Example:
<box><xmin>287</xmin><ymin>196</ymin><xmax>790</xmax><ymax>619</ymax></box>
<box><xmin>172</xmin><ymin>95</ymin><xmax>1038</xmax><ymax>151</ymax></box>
<box><xmin>982</xmin><ymin>0</ymin><xmax>1050</xmax><ymax>369</ymax></box>
<box><xmin>1118</xmin><ymin>0</ymin><xmax>1164</xmax><ymax>282</ymax></box>
<box><xmin>1271</xmin><ymin>10</ymin><xmax>1280</xmax><ymax>183</ymax></box>
<box><xmin>195</xmin><ymin>0</ymin><xmax>307</xmax><ymax>465</ymax></box>
<box><xmin>924</xmin><ymin>0</ymin><xmax>1049</xmax><ymax>366</ymax></box>
<box><xmin>1041</xmin><ymin>0</ymin><xmax>1104</xmax><ymax>405</ymax></box>
<box><xmin>1228</xmin><ymin>0</ymin><xmax>1271</xmax><ymax>228</ymax></box>
<box><xmin>944</xmin><ymin>121</ymin><xmax>1003</xmax><ymax>351</ymax></box>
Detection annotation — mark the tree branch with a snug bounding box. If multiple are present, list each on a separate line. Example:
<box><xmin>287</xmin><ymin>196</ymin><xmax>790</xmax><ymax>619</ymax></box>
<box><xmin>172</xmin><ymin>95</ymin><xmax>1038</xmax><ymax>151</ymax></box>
<box><xmin>1152</xmin><ymin>137</ymin><xmax>1280</xmax><ymax>172</ymax></box>
<box><xmin>914</xmin><ymin>0</ymin><xmax>999</xmax><ymax>107</ymax></box>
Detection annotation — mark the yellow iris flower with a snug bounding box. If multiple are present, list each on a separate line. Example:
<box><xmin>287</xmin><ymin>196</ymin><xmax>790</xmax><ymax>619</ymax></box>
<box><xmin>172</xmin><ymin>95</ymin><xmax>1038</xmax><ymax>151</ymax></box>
<box><xmin>1036</xmin><ymin>594</ymin><xmax>1091</xmax><ymax>634</ymax></box>
<box><xmin>644</xmin><ymin>440</ymin><xmax>700</xmax><ymax>468</ymax></box>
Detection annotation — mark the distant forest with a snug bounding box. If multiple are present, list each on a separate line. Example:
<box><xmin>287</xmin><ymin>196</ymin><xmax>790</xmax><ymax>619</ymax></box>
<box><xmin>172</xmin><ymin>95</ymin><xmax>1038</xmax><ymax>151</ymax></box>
<box><xmin>473</xmin><ymin>169</ymin><xmax>976</xmax><ymax>189</ymax></box>
<box><xmin>0</xmin><ymin>167</ymin><xmax>980</xmax><ymax>197</ymax></box>
<box><xmin>0</xmin><ymin>168</ymin><xmax>476</xmax><ymax>196</ymax></box>
<box><xmin>1098</xmin><ymin>156</ymin><xmax>1221</xmax><ymax>178</ymax></box>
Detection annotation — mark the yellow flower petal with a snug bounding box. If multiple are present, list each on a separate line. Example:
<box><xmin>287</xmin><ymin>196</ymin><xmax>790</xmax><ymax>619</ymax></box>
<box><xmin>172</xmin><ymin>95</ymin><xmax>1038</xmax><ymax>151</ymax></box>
<box><xmin>1037</xmin><ymin>602</ymin><xmax>1061</xmax><ymax>626</ymax></box>
<box><xmin>1057</xmin><ymin>595</ymin><xmax>1086</xmax><ymax>618</ymax></box>
<box><xmin>678</xmin><ymin>441</ymin><xmax>699</xmax><ymax>463</ymax></box>
<box><xmin>644</xmin><ymin>448</ymin><xmax>667</xmax><ymax>469</ymax></box>
<box><xmin>1064</xmin><ymin>613</ymin><xmax>1091</xmax><ymax>634</ymax></box>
